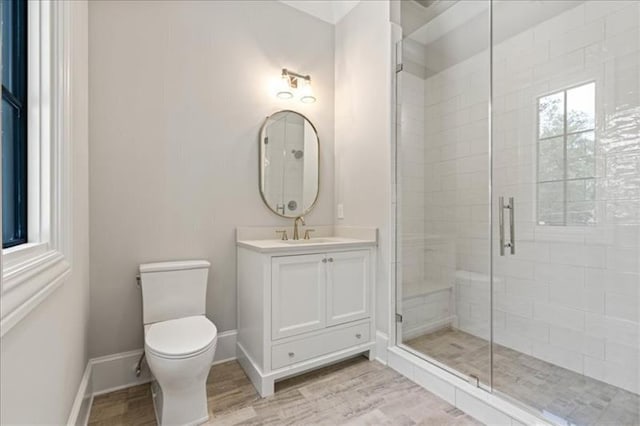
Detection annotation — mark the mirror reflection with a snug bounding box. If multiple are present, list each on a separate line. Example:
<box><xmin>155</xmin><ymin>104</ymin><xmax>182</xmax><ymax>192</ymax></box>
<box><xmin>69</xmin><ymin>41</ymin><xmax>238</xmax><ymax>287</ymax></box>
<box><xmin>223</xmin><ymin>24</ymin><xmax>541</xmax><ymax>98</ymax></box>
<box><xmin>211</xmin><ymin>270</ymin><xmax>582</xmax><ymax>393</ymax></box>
<box><xmin>259</xmin><ymin>110</ymin><xmax>319</xmax><ymax>218</ymax></box>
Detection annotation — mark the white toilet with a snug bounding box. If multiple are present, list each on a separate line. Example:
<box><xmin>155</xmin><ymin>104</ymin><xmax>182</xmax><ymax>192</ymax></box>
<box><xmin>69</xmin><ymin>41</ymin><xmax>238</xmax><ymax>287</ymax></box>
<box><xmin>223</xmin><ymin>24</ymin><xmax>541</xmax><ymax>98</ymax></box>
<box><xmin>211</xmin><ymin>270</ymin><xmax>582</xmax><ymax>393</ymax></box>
<box><xmin>139</xmin><ymin>260</ymin><xmax>217</xmax><ymax>426</ymax></box>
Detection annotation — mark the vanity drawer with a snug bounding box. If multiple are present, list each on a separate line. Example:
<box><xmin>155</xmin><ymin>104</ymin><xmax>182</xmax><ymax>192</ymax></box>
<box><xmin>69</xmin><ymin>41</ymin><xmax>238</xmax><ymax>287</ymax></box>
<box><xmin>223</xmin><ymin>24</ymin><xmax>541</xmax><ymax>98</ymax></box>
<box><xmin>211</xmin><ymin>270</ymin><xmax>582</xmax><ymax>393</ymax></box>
<box><xmin>271</xmin><ymin>323</ymin><xmax>370</xmax><ymax>370</ymax></box>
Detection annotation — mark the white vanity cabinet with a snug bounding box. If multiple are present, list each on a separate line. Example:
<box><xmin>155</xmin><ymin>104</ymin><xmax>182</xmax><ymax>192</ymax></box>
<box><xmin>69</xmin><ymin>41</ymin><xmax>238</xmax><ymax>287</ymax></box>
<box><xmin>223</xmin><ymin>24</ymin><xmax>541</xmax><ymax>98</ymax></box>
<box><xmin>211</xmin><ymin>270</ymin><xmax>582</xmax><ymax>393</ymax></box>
<box><xmin>236</xmin><ymin>237</ymin><xmax>376</xmax><ymax>397</ymax></box>
<box><xmin>271</xmin><ymin>253</ymin><xmax>327</xmax><ymax>340</ymax></box>
<box><xmin>325</xmin><ymin>250</ymin><xmax>370</xmax><ymax>326</ymax></box>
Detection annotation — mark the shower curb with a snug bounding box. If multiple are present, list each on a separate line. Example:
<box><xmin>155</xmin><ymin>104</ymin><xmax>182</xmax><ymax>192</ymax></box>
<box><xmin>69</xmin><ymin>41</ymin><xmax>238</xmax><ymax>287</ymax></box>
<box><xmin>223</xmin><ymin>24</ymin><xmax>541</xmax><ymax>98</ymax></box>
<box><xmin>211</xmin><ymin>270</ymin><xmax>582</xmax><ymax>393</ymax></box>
<box><xmin>387</xmin><ymin>346</ymin><xmax>553</xmax><ymax>426</ymax></box>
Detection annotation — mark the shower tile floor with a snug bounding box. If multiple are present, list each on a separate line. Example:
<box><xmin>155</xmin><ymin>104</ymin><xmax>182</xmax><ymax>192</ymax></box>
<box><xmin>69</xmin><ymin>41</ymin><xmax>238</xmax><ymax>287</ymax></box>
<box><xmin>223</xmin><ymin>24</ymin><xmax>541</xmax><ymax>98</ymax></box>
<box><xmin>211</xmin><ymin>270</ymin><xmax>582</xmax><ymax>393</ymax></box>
<box><xmin>88</xmin><ymin>356</ymin><xmax>481</xmax><ymax>425</ymax></box>
<box><xmin>406</xmin><ymin>328</ymin><xmax>640</xmax><ymax>426</ymax></box>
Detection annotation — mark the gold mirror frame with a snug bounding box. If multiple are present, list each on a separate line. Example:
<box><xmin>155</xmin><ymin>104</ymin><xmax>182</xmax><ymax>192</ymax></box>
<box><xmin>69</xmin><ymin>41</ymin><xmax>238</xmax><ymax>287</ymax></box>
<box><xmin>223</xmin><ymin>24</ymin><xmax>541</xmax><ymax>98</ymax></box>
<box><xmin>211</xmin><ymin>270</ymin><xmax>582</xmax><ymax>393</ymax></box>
<box><xmin>258</xmin><ymin>110</ymin><xmax>320</xmax><ymax>218</ymax></box>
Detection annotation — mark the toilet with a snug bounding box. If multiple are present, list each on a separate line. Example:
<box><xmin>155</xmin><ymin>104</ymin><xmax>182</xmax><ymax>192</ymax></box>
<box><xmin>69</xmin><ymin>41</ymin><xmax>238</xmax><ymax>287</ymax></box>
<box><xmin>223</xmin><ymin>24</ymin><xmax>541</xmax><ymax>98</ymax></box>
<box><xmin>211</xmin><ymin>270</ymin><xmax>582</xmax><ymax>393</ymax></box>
<box><xmin>139</xmin><ymin>260</ymin><xmax>217</xmax><ymax>426</ymax></box>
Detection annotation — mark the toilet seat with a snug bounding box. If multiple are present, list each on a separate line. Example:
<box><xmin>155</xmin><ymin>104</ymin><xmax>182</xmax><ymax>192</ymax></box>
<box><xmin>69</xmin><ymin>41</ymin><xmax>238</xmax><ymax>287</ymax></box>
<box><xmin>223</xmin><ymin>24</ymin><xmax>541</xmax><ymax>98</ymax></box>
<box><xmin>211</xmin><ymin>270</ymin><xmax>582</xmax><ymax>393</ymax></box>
<box><xmin>145</xmin><ymin>315</ymin><xmax>217</xmax><ymax>359</ymax></box>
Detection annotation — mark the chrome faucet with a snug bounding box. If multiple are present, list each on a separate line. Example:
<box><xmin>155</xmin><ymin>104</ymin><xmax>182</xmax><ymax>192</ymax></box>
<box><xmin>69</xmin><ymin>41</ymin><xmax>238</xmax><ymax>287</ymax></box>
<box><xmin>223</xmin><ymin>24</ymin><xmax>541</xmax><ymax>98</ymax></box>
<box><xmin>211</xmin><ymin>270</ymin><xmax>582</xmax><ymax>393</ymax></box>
<box><xmin>293</xmin><ymin>216</ymin><xmax>305</xmax><ymax>240</ymax></box>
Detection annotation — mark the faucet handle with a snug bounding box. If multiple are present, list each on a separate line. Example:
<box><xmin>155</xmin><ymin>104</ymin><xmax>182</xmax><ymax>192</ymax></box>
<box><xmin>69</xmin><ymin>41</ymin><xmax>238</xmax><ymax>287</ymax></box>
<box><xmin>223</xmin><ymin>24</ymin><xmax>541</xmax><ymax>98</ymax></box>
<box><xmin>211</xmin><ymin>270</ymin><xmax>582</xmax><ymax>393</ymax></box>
<box><xmin>304</xmin><ymin>229</ymin><xmax>315</xmax><ymax>240</ymax></box>
<box><xmin>275</xmin><ymin>230</ymin><xmax>288</xmax><ymax>241</ymax></box>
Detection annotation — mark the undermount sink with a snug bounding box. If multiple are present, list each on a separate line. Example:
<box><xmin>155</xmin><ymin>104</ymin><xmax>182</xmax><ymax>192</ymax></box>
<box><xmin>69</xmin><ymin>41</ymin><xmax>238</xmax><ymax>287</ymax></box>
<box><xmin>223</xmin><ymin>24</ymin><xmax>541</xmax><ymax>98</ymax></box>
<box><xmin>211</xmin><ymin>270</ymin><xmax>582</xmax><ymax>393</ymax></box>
<box><xmin>282</xmin><ymin>238</ymin><xmax>333</xmax><ymax>244</ymax></box>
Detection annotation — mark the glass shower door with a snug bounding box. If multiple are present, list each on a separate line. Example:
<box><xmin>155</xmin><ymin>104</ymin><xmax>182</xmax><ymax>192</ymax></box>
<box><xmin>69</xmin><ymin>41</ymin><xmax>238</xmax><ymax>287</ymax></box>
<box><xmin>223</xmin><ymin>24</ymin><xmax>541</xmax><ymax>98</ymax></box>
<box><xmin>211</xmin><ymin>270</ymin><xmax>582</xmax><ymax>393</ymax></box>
<box><xmin>395</xmin><ymin>0</ymin><xmax>493</xmax><ymax>389</ymax></box>
<box><xmin>491</xmin><ymin>1</ymin><xmax>640</xmax><ymax>424</ymax></box>
<box><xmin>396</xmin><ymin>0</ymin><xmax>640</xmax><ymax>423</ymax></box>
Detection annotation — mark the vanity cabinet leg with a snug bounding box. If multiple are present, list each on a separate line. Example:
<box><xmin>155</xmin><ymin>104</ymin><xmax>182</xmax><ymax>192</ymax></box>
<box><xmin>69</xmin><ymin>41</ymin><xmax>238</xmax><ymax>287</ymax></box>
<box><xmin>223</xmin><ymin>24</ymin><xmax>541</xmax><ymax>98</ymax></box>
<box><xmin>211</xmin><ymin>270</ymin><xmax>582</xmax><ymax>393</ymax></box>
<box><xmin>366</xmin><ymin>348</ymin><xmax>376</xmax><ymax>361</ymax></box>
<box><xmin>259</xmin><ymin>377</ymin><xmax>275</xmax><ymax>398</ymax></box>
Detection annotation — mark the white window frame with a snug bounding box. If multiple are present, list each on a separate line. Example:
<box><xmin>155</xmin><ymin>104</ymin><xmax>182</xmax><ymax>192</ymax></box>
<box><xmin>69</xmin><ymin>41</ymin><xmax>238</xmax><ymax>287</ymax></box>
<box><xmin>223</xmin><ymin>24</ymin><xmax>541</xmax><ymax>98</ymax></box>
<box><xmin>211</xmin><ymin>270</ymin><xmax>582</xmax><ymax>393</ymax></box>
<box><xmin>0</xmin><ymin>0</ymin><xmax>72</xmax><ymax>336</ymax></box>
<box><xmin>535</xmin><ymin>81</ymin><xmax>597</xmax><ymax>227</ymax></box>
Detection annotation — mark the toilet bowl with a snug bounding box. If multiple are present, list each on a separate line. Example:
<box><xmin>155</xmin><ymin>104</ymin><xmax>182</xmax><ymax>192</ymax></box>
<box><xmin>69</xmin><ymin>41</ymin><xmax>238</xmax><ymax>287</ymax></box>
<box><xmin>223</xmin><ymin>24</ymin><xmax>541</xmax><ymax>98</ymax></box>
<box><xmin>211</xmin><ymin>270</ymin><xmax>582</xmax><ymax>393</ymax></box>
<box><xmin>145</xmin><ymin>316</ymin><xmax>217</xmax><ymax>426</ymax></box>
<box><xmin>139</xmin><ymin>260</ymin><xmax>216</xmax><ymax>426</ymax></box>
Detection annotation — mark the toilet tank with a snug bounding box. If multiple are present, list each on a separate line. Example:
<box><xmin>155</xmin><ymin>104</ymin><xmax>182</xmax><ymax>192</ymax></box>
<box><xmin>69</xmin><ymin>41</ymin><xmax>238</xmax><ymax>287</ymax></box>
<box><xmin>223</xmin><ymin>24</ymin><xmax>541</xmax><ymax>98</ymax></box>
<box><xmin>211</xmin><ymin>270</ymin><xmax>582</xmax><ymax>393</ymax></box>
<box><xmin>139</xmin><ymin>260</ymin><xmax>210</xmax><ymax>324</ymax></box>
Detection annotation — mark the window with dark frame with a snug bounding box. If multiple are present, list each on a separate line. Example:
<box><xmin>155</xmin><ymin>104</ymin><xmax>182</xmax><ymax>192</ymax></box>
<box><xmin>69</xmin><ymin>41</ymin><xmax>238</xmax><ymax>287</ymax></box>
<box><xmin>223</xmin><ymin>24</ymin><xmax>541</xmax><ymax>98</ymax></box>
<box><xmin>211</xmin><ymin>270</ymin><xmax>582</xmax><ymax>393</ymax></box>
<box><xmin>537</xmin><ymin>82</ymin><xmax>596</xmax><ymax>226</ymax></box>
<box><xmin>2</xmin><ymin>0</ymin><xmax>28</xmax><ymax>248</ymax></box>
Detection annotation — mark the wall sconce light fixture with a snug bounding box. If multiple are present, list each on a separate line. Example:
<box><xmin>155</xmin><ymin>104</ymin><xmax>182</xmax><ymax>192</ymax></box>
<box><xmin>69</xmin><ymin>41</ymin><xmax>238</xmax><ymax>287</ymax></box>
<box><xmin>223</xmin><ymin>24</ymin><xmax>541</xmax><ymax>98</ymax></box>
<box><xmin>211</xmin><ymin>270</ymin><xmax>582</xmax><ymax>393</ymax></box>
<box><xmin>276</xmin><ymin>68</ymin><xmax>316</xmax><ymax>103</ymax></box>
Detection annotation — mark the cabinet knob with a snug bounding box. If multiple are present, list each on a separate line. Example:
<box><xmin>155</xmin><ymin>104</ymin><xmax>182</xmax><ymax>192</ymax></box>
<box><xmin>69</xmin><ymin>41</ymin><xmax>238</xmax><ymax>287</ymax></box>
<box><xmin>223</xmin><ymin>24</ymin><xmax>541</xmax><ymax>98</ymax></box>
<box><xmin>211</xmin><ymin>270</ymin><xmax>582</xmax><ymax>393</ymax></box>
<box><xmin>356</xmin><ymin>333</ymin><xmax>362</xmax><ymax>339</ymax></box>
<box><xmin>328</xmin><ymin>258</ymin><xmax>334</xmax><ymax>262</ymax></box>
<box><xmin>288</xmin><ymin>352</ymin><xmax>295</xmax><ymax>358</ymax></box>
<box><xmin>322</xmin><ymin>258</ymin><xmax>327</xmax><ymax>263</ymax></box>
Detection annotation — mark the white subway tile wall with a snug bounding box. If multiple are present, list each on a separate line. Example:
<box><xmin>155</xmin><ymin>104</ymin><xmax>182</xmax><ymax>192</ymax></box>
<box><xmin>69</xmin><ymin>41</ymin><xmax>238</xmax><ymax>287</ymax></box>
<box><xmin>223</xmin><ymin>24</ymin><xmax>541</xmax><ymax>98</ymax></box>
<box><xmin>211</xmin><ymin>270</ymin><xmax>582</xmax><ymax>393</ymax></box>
<box><xmin>399</xmin><ymin>72</ymin><xmax>455</xmax><ymax>338</ymax></box>
<box><xmin>493</xmin><ymin>0</ymin><xmax>640</xmax><ymax>394</ymax></box>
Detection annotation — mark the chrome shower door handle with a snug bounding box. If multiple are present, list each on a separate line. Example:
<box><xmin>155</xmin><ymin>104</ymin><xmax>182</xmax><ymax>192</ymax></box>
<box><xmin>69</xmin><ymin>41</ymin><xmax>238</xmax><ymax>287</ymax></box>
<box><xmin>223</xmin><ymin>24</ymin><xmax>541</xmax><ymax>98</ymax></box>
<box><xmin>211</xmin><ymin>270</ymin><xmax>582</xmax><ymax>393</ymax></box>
<box><xmin>499</xmin><ymin>196</ymin><xmax>515</xmax><ymax>256</ymax></box>
<box><xmin>499</xmin><ymin>196</ymin><xmax>505</xmax><ymax>256</ymax></box>
<box><xmin>508</xmin><ymin>197</ymin><xmax>515</xmax><ymax>255</ymax></box>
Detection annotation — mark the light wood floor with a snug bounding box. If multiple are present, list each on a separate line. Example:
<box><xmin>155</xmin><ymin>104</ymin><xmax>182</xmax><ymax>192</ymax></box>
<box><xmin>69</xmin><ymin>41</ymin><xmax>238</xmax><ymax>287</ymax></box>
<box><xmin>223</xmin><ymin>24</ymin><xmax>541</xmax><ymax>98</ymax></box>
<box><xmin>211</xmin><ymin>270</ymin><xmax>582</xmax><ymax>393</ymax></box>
<box><xmin>406</xmin><ymin>328</ymin><xmax>640</xmax><ymax>426</ymax></box>
<box><xmin>88</xmin><ymin>355</ymin><xmax>482</xmax><ymax>425</ymax></box>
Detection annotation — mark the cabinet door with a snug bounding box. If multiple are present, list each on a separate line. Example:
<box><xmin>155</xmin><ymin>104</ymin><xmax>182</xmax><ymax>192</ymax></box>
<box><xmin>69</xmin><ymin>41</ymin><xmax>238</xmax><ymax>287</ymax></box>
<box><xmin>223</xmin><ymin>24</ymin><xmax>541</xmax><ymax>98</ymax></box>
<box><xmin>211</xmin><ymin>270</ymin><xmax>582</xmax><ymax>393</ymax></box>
<box><xmin>271</xmin><ymin>253</ymin><xmax>326</xmax><ymax>340</ymax></box>
<box><xmin>326</xmin><ymin>250</ymin><xmax>370</xmax><ymax>326</ymax></box>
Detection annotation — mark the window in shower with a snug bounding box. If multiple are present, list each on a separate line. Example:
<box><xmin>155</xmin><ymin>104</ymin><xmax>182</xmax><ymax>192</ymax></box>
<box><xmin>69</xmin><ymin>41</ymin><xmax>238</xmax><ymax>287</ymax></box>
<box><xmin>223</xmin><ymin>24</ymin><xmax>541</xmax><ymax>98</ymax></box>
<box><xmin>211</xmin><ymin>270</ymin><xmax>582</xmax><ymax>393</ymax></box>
<box><xmin>537</xmin><ymin>82</ymin><xmax>596</xmax><ymax>226</ymax></box>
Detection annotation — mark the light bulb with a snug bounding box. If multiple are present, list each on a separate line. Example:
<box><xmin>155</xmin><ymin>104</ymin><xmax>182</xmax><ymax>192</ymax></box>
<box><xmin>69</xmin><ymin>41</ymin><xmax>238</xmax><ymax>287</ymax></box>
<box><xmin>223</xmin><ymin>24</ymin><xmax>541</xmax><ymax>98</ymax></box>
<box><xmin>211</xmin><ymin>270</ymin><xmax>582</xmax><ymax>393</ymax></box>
<box><xmin>276</xmin><ymin>75</ymin><xmax>294</xmax><ymax>99</ymax></box>
<box><xmin>300</xmin><ymin>79</ymin><xmax>316</xmax><ymax>103</ymax></box>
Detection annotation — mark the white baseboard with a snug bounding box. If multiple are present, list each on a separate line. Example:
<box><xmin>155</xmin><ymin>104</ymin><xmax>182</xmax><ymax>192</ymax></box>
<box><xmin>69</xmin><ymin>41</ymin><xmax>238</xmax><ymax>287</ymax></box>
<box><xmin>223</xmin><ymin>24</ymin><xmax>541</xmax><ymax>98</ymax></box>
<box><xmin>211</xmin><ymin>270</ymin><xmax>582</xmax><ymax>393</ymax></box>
<box><xmin>212</xmin><ymin>329</ymin><xmax>237</xmax><ymax>365</ymax></box>
<box><xmin>66</xmin><ymin>363</ymin><xmax>93</xmax><ymax>426</ymax></box>
<box><xmin>91</xmin><ymin>349</ymin><xmax>152</xmax><ymax>396</ymax></box>
<box><xmin>375</xmin><ymin>331</ymin><xmax>389</xmax><ymax>365</ymax></box>
<box><xmin>72</xmin><ymin>328</ymin><xmax>238</xmax><ymax>422</ymax></box>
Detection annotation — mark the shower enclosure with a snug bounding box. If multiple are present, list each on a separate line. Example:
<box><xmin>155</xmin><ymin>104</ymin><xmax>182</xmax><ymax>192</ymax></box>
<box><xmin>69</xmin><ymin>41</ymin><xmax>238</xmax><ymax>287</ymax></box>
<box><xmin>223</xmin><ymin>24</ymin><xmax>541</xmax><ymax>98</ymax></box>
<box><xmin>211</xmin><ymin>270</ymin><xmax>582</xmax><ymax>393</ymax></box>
<box><xmin>394</xmin><ymin>1</ymin><xmax>639</xmax><ymax>424</ymax></box>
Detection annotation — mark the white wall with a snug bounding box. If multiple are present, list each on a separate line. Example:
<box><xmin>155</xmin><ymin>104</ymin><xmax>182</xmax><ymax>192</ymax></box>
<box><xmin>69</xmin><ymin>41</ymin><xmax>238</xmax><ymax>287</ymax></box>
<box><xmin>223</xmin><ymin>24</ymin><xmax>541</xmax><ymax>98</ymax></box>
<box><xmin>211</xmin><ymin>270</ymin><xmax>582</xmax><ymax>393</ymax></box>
<box><xmin>0</xmin><ymin>1</ymin><xmax>90</xmax><ymax>423</ymax></box>
<box><xmin>334</xmin><ymin>1</ymin><xmax>392</xmax><ymax>334</ymax></box>
<box><xmin>88</xmin><ymin>0</ymin><xmax>335</xmax><ymax>357</ymax></box>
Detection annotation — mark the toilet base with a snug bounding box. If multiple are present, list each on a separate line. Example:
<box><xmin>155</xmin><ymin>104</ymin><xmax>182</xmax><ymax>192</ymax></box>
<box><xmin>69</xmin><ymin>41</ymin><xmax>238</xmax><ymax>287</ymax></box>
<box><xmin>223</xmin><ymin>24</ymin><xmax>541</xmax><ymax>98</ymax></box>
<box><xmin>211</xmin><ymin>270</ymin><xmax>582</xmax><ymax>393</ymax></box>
<box><xmin>151</xmin><ymin>379</ymin><xmax>209</xmax><ymax>426</ymax></box>
<box><xmin>144</xmin><ymin>322</ymin><xmax>217</xmax><ymax>426</ymax></box>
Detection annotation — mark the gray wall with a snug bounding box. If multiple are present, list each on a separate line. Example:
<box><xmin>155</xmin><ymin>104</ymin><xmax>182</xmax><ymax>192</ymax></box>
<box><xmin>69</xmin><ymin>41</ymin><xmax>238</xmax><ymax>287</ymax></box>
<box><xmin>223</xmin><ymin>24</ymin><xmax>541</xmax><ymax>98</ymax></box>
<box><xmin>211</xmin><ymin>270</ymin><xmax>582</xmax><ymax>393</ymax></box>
<box><xmin>89</xmin><ymin>0</ymin><xmax>335</xmax><ymax>357</ymax></box>
<box><xmin>0</xmin><ymin>1</ymin><xmax>90</xmax><ymax>422</ymax></box>
<box><xmin>335</xmin><ymin>1</ymin><xmax>392</xmax><ymax>334</ymax></box>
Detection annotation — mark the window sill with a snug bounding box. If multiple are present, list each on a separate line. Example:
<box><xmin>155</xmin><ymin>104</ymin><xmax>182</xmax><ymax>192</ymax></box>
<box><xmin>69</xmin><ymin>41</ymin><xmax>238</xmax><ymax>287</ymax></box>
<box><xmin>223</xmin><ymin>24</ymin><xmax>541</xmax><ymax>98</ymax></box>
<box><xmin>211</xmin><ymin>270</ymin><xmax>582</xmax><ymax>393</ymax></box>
<box><xmin>3</xmin><ymin>242</ymin><xmax>50</xmax><ymax>266</ymax></box>
<box><xmin>1</xmin><ymin>243</ymin><xmax>70</xmax><ymax>337</ymax></box>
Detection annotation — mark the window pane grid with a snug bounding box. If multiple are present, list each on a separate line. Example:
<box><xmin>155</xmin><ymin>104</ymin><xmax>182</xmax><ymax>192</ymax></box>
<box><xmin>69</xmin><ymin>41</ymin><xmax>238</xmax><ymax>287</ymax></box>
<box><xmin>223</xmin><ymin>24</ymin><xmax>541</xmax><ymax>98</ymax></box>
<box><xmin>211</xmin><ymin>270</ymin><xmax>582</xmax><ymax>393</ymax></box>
<box><xmin>538</xmin><ymin>128</ymin><xmax>595</xmax><ymax>142</ymax></box>
<box><xmin>2</xmin><ymin>85</ymin><xmax>24</xmax><ymax>112</ymax></box>
<box><xmin>537</xmin><ymin>82</ymin><xmax>596</xmax><ymax>226</ymax></box>
<box><xmin>538</xmin><ymin>177</ymin><xmax>596</xmax><ymax>184</ymax></box>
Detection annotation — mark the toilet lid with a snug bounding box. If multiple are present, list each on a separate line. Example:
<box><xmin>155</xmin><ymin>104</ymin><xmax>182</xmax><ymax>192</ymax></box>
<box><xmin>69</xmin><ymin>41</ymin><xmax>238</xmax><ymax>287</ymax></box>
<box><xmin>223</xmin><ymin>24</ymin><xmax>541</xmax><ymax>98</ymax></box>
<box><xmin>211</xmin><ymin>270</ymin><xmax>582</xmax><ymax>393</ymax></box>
<box><xmin>145</xmin><ymin>316</ymin><xmax>217</xmax><ymax>358</ymax></box>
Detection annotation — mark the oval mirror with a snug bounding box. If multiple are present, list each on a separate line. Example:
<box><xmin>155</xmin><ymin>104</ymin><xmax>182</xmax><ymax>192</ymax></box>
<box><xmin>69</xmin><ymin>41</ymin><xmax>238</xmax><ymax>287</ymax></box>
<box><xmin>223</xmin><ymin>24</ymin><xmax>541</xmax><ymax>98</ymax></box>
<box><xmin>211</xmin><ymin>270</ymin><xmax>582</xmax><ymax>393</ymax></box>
<box><xmin>259</xmin><ymin>110</ymin><xmax>319</xmax><ymax>218</ymax></box>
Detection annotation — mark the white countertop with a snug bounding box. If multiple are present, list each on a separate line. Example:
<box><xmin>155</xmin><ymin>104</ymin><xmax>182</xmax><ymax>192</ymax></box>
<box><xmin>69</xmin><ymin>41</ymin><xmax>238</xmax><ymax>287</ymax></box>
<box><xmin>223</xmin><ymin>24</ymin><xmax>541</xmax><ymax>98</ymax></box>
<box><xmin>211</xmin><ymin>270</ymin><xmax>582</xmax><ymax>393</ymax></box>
<box><xmin>237</xmin><ymin>236</ymin><xmax>377</xmax><ymax>253</ymax></box>
<box><xmin>236</xmin><ymin>225</ymin><xmax>377</xmax><ymax>253</ymax></box>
